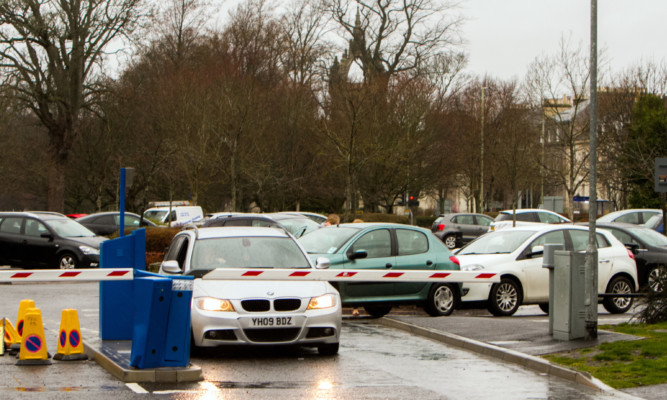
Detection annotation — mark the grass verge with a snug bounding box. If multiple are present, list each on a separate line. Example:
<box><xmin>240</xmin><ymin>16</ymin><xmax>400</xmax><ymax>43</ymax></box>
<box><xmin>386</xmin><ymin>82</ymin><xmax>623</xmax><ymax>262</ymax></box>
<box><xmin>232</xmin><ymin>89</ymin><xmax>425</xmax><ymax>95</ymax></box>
<box><xmin>544</xmin><ymin>321</ymin><xmax>667</xmax><ymax>389</ymax></box>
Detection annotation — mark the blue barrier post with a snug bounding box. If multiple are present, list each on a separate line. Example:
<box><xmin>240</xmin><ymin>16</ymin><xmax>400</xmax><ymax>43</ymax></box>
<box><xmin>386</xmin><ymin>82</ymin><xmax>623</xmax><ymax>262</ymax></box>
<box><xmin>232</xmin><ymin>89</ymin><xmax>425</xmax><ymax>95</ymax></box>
<box><xmin>130</xmin><ymin>276</ymin><xmax>172</xmax><ymax>369</ymax></box>
<box><xmin>129</xmin><ymin>273</ymin><xmax>193</xmax><ymax>369</ymax></box>
<box><xmin>99</xmin><ymin>229</ymin><xmax>146</xmax><ymax>340</ymax></box>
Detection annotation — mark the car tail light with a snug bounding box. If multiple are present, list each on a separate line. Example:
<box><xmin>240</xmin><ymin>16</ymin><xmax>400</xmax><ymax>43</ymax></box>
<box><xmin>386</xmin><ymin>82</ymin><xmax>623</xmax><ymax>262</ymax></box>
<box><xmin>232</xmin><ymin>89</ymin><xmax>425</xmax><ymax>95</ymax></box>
<box><xmin>626</xmin><ymin>249</ymin><xmax>635</xmax><ymax>260</ymax></box>
<box><xmin>449</xmin><ymin>256</ymin><xmax>460</xmax><ymax>266</ymax></box>
<box><xmin>437</xmin><ymin>223</ymin><xmax>445</xmax><ymax>231</ymax></box>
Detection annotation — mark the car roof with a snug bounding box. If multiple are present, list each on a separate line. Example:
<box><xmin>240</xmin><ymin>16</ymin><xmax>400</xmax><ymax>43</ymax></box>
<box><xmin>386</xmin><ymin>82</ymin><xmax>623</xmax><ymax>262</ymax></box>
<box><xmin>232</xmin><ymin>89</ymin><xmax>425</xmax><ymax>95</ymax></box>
<box><xmin>77</xmin><ymin>211</ymin><xmax>141</xmax><ymax>219</ymax></box>
<box><xmin>597</xmin><ymin>209</ymin><xmax>661</xmax><ymax>220</ymax></box>
<box><xmin>496</xmin><ymin>224</ymin><xmax>588</xmax><ymax>234</ymax></box>
<box><xmin>498</xmin><ymin>209</ymin><xmax>558</xmax><ymax>215</ymax></box>
<box><xmin>0</xmin><ymin>211</ymin><xmax>68</xmax><ymax>220</ymax></box>
<box><xmin>184</xmin><ymin>226</ymin><xmax>291</xmax><ymax>240</ymax></box>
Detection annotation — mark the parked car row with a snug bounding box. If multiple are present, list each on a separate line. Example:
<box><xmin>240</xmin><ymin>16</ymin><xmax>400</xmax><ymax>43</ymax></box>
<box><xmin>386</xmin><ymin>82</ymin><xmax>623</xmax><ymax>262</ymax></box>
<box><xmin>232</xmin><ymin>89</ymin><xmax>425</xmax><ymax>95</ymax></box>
<box><xmin>0</xmin><ymin>212</ymin><xmax>106</xmax><ymax>269</ymax></box>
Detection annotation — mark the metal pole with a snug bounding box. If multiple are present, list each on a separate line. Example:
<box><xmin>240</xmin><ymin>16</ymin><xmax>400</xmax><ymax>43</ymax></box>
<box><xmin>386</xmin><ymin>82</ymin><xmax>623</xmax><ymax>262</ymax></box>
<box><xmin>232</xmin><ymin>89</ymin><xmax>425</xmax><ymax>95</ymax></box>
<box><xmin>585</xmin><ymin>0</ymin><xmax>599</xmax><ymax>340</ymax></box>
<box><xmin>119</xmin><ymin>168</ymin><xmax>126</xmax><ymax>237</ymax></box>
<box><xmin>480</xmin><ymin>86</ymin><xmax>485</xmax><ymax>213</ymax></box>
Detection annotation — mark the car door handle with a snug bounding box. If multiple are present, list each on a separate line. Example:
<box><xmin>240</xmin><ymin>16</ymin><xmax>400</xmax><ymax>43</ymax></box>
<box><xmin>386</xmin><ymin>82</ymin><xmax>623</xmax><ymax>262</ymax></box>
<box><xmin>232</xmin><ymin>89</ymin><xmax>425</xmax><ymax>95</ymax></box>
<box><xmin>426</xmin><ymin>260</ymin><xmax>433</xmax><ymax>266</ymax></box>
<box><xmin>599</xmin><ymin>259</ymin><xmax>611</xmax><ymax>264</ymax></box>
<box><xmin>386</xmin><ymin>263</ymin><xmax>393</xmax><ymax>268</ymax></box>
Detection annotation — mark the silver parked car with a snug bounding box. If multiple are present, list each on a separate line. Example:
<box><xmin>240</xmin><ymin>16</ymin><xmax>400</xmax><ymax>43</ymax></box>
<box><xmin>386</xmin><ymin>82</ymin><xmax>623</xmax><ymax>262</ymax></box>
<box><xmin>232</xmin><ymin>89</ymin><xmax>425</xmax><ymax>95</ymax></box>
<box><xmin>431</xmin><ymin>213</ymin><xmax>493</xmax><ymax>249</ymax></box>
<box><xmin>159</xmin><ymin>226</ymin><xmax>342</xmax><ymax>355</ymax></box>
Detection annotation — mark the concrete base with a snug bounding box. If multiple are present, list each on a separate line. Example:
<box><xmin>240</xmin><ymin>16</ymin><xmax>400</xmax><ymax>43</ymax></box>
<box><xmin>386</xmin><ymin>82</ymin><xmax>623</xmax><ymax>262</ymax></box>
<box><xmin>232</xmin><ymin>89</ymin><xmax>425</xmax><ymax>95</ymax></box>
<box><xmin>83</xmin><ymin>339</ymin><xmax>203</xmax><ymax>383</ymax></box>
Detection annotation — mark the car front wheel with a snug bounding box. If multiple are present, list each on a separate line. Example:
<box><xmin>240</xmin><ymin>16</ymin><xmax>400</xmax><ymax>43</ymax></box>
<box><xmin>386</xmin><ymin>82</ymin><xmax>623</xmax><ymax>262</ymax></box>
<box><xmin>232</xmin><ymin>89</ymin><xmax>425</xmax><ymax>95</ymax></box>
<box><xmin>318</xmin><ymin>343</ymin><xmax>339</xmax><ymax>356</ymax></box>
<box><xmin>58</xmin><ymin>252</ymin><xmax>78</xmax><ymax>269</ymax></box>
<box><xmin>603</xmin><ymin>275</ymin><xmax>634</xmax><ymax>314</ymax></box>
<box><xmin>363</xmin><ymin>305</ymin><xmax>392</xmax><ymax>318</ymax></box>
<box><xmin>425</xmin><ymin>284</ymin><xmax>457</xmax><ymax>316</ymax></box>
<box><xmin>487</xmin><ymin>278</ymin><xmax>522</xmax><ymax>316</ymax></box>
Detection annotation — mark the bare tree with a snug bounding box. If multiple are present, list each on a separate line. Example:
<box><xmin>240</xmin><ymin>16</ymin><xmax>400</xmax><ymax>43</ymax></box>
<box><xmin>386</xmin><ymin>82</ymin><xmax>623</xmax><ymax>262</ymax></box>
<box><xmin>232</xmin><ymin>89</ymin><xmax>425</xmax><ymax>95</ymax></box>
<box><xmin>524</xmin><ymin>37</ymin><xmax>595</xmax><ymax>219</ymax></box>
<box><xmin>0</xmin><ymin>0</ymin><xmax>149</xmax><ymax>212</ymax></box>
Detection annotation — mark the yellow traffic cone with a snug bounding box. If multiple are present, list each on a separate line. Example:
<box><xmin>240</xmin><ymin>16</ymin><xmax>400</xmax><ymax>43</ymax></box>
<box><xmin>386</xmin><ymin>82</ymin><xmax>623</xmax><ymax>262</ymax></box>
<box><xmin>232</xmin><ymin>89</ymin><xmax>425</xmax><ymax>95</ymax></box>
<box><xmin>2</xmin><ymin>317</ymin><xmax>22</xmax><ymax>353</ymax></box>
<box><xmin>16</xmin><ymin>299</ymin><xmax>36</xmax><ymax>338</ymax></box>
<box><xmin>53</xmin><ymin>309</ymin><xmax>87</xmax><ymax>361</ymax></box>
<box><xmin>16</xmin><ymin>308</ymin><xmax>51</xmax><ymax>365</ymax></box>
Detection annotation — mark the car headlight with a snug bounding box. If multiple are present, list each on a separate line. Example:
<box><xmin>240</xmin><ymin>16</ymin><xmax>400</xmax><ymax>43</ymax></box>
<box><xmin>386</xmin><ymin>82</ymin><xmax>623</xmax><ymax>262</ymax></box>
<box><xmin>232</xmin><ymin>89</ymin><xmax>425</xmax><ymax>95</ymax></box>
<box><xmin>307</xmin><ymin>294</ymin><xmax>336</xmax><ymax>310</ymax></box>
<box><xmin>79</xmin><ymin>245</ymin><xmax>99</xmax><ymax>255</ymax></box>
<box><xmin>195</xmin><ymin>297</ymin><xmax>235</xmax><ymax>312</ymax></box>
<box><xmin>462</xmin><ymin>264</ymin><xmax>486</xmax><ymax>271</ymax></box>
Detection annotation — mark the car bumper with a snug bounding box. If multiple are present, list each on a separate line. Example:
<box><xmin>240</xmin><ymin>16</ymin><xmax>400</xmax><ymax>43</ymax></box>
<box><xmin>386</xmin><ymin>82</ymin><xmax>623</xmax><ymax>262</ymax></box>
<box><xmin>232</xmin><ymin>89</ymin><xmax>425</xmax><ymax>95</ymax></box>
<box><xmin>191</xmin><ymin>305</ymin><xmax>342</xmax><ymax>348</ymax></box>
<box><xmin>77</xmin><ymin>253</ymin><xmax>100</xmax><ymax>268</ymax></box>
<box><xmin>460</xmin><ymin>282</ymin><xmax>492</xmax><ymax>302</ymax></box>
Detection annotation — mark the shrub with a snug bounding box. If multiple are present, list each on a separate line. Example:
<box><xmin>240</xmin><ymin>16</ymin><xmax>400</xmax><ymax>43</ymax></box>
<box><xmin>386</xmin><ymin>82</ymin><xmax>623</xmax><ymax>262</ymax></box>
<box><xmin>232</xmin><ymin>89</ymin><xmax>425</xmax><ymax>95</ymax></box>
<box><xmin>635</xmin><ymin>279</ymin><xmax>667</xmax><ymax>324</ymax></box>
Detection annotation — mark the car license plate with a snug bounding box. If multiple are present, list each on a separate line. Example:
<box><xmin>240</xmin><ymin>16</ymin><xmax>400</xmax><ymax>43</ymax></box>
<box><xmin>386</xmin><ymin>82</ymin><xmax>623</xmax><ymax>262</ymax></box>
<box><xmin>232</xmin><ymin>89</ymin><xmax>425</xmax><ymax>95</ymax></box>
<box><xmin>251</xmin><ymin>316</ymin><xmax>295</xmax><ymax>327</ymax></box>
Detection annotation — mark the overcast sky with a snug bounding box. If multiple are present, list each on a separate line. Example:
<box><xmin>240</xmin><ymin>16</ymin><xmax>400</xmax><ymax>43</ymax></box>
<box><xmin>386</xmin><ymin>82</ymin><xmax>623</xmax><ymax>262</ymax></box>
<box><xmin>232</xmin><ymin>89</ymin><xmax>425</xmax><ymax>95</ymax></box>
<box><xmin>461</xmin><ymin>0</ymin><xmax>667</xmax><ymax>81</ymax></box>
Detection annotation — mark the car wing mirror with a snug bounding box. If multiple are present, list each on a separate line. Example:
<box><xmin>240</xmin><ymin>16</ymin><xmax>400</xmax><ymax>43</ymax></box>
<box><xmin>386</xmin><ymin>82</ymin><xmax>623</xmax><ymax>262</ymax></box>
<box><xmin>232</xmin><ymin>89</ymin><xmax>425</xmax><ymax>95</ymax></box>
<box><xmin>40</xmin><ymin>233</ymin><xmax>54</xmax><ymax>241</ymax></box>
<box><xmin>161</xmin><ymin>260</ymin><xmax>182</xmax><ymax>274</ymax></box>
<box><xmin>529</xmin><ymin>245</ymin><xmax>544</xmax><ymax>258</ymax></box>
<box><xmin>625</xmin><ymin>243</ymin><xmax>640</xmax><ymax>255</ymax></box>
<box><xmin>348</xmin><ymin>249</ymin><xmax>368</xmax><ymax>260</ymax></box>
<box><xmin>315</xmin><ymin>257</ymin><xmax>331</xmax><ymax>269</ymax></box>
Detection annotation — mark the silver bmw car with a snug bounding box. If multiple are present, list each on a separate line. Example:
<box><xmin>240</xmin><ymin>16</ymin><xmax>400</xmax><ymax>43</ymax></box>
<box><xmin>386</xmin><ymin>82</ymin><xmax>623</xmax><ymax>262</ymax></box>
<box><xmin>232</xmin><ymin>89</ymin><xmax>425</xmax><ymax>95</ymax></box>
<box><xmin>159</xmin><ymin>226</ymin><xmax>341</xmax><ymax>355</ymax></box>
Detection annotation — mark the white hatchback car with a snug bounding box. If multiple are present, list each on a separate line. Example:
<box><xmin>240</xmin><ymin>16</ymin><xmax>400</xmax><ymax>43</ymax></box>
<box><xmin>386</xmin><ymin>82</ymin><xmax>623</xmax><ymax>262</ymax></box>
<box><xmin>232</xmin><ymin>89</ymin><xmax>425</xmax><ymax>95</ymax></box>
<box><xmin>489</xmin><ymin>209</ymin><xmax>571</xmax><ymax>232</ymax></box>
<box><xmin>456</xmin><ymin>224</ymin><xmax>638</xmax><ymax>316</ymax></box>
<box><xmin>159</xmin><ymin>226</ymin><xmax>342</xmax><ymax>355</ymax></box>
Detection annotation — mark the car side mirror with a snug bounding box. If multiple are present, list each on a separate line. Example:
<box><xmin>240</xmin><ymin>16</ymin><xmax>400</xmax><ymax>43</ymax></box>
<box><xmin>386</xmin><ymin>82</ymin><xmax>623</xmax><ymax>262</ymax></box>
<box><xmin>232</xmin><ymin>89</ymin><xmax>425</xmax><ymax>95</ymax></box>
<box><xmin>161</xmin><ymin>260</ymin><xmax>182</xmax><ymax>274</ymax></box>
<box><xmin>40</xmin><ymin>233</ymin><xmax>54</xmax><ymax>241</ymax></box>
<box><xmin>348</xmin><ymin>249</ymin><xmax>368</xmax><ymax>260</ymax></box>
<box><xmin>315</xmin><ymin>257</ymin><xmax>330</xmax><ymax>269</ymax></box>
<box><xmin>528</xmin><ymin>245</ymin><xmax>544</xmax><ymax>258</ymax></box>
<box><xmin>626</xmin><ymin>243</ymin><xmax>640</xmax><ymax>255</ymax></box>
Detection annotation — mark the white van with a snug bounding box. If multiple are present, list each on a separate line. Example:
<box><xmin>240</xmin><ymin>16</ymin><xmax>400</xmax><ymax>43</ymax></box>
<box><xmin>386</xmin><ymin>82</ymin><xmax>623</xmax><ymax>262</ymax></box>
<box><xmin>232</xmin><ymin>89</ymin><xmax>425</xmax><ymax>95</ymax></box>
<box><xmin>143</xmin><ymin>206</ymin><xmax>203</xmax><ymax>227</ymax></box>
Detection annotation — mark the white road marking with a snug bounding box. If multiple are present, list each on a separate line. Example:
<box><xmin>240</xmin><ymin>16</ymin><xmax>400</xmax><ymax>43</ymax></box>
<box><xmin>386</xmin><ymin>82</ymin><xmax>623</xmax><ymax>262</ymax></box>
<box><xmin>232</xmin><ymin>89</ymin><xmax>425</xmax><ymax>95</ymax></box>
<box><xmin>126</xmin><ymin>383</ymin><xmax>148</xmax><ymax>394</ymax></box>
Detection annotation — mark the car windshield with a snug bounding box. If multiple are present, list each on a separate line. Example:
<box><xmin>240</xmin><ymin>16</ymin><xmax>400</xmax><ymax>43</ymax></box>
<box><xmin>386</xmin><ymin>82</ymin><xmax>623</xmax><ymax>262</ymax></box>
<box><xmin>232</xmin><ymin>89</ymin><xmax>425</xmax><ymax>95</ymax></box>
<box><xmin>298</xmin><ymin>226</ymin><xmax>361</xmax><ymax>254</ymax></box>
<box><xmin>144</xmin><ymin>210</ymin><xmax>168</xmax><ymax>223</ymax></box>
<box><xmin>191</xmin><ymin>236</ymin><xmax>311</xmax><ymax>270</ymax></box>
<box><xmin>627</xmin><ymin>226</ymin><xmax>667</xmax><ymax>247</ymax></box>
<box><xmin>44</xmin><ymin>218</ymin><xmax>96</xmax><ymax>237</ymax></box>
<box><xmin>458</xmin><ymin>230</ymin><xmax>535</xmax><ymax>255</ymax></box>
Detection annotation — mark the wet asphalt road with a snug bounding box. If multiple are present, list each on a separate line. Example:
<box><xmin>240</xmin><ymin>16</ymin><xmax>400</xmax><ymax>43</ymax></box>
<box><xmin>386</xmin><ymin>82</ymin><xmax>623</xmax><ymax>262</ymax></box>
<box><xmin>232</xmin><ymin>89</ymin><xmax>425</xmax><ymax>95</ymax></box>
<box><xmin>0</xmin><ymin>280</ymin><xmax>639</xmax><ymax>399</ymax></box>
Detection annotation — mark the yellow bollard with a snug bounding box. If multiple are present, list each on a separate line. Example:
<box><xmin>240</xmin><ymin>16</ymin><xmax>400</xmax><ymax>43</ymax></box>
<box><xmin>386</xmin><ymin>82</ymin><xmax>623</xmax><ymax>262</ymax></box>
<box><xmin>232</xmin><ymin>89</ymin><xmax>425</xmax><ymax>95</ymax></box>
<box><xmin>16</xmin><ymin>308</ymin><xmax>51</xmax><ymax>365</ymax></box>
<box><xmin>2</xmin><ymin>317</ymin><xmax>22</xmax><ymax>353</ymax></box>
<box><xmin>16</xmin><ymin>299</ymin><xmax>36</xmax><ymax>338</ymax></box>
<box><xmin>53</xmin><ymin>309</ymin><xmax>87</xmax><ymax>361</ymax></box>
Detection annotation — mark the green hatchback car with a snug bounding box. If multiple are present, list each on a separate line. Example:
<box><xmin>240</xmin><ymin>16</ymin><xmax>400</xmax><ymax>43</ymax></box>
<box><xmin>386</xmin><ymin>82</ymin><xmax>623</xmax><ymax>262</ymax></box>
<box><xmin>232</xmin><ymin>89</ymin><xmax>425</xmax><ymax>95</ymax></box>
<box><xmin>298</xmin><ymin>223</ymin><xmax>461</xmax><ymax>317</ymax></box>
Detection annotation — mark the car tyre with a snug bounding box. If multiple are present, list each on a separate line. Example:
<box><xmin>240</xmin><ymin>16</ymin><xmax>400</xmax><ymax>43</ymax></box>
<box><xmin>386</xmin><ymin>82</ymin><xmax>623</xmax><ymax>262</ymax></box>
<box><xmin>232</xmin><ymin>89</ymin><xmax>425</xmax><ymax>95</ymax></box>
<box><xmin>318</xmin><ymin>342</ymin><xmax>339</xmax><ymax>356</ymax></box>
<box><xmin>647</xmin><ymin>265</ymin><xmax>665</xmax><ymax>293</ymax></box>
<box><xmin>538</xmin><ymin>303</ymin><xmax>549</xmax><ymax>314</ymax></box>
<box><xmin>425</xmin><ymin>284</ymin><xmax>457</xmax><ymax>316</ymax></box>
<box><xmin>363</xmin><ymin>305</ymin><xmax>392</xmax><ymax>318</ymax></box>
<box><xmin>487</xmin><ymin>278</ymin><xmax>522</xmax><ymax>316</ymax></box>
<box><xmin>443</xmin><ymin>234</ymin><xmax>457</xmax><ymax>250</ymax></box>
<box><xmin>58</xmin><ymin>252</ymin><xmax>78</xmax><ymax>269</ymax></box>
<box><xmin>603</xmin><ymin>275</ymin><xmax>634</xmax><ymax>314</ymax></box>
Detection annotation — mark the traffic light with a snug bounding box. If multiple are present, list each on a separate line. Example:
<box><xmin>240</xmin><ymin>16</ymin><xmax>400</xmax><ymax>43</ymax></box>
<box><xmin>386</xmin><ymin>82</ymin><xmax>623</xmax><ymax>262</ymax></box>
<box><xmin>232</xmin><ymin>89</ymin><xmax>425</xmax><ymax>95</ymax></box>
<box><xmin>407</xmin><ymin>195</ymin><xmax>419</xmax><ymax>207</ymax></box>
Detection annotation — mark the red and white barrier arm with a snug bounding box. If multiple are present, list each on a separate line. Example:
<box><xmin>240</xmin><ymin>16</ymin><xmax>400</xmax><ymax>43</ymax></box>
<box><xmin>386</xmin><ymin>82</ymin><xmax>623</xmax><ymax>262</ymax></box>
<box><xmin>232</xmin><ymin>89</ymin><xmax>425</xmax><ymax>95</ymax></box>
<box><xmin>202</xmin><ymin>269</ymin><xmax>500</xmax><ymax>283</ymax></box>
<box><xmin>0</xmin><ymin>269</ymin><xmax>134</xmax><ymax>283</ymax></box>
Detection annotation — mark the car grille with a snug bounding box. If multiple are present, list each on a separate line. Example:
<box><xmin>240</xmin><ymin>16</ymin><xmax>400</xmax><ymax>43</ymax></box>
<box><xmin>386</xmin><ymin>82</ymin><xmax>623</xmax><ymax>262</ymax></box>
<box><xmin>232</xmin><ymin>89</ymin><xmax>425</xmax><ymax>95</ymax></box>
<box><xmin>244</xmin><ymin>328</ymin><xmax>300</xmax><ymax>342</ymax></box>
<box><xmin>274</xmin><ymin>298</ymin><xmax>301</xmax><ymax>311</ymax></box>
<box><xmin>241</xmin><ymin>298</ymin><xmax>302</xmax><ymax>312</ymax></box>
<box><xmin>241</xmin><ymin>299</ymin><xmax>270</xmax><ymax>312</ymax></box>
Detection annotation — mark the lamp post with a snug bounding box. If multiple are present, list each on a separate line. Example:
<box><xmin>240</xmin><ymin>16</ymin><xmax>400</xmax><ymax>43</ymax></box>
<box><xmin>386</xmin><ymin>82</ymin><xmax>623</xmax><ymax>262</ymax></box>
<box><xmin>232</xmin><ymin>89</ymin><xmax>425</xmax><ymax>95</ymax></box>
<box><xmin>480</xmin><ymin>86</ymin><xmax>486</xmax><ymax>213</ymax></box>
<box><xmin>585</xmin><ymin>0</ymin><xmax>599</xmax><ymax>340</ymax></box>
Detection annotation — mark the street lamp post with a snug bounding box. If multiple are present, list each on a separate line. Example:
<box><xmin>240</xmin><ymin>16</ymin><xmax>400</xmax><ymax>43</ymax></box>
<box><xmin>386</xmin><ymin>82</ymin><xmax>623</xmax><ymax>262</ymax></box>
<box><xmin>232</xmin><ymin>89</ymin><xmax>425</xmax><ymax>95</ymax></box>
<box><xmin>480</xmin><ymin>86</ymin><xmax>486</xmax><ymax>213</ymax></box>
<box><xmin>586</xmin><ymin>0</ymin><xmax>599</xmax><ymax>340</ymax></box>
